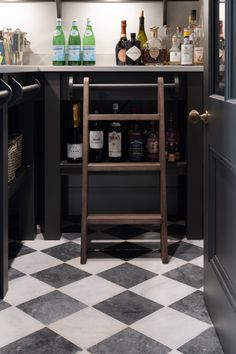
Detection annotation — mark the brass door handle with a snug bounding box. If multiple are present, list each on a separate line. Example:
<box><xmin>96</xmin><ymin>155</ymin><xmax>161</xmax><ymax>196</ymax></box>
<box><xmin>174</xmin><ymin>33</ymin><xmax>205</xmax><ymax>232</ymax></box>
<box><xmin>189</xmin><ymin>110</ymin><xmax>210</xmax><ymax>124</ymax></box>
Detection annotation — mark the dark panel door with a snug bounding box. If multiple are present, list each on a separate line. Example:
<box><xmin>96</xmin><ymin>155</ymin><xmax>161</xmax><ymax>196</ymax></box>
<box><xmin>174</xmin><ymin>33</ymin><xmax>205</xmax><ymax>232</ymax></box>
<box><xmin>204</xmin><ymin>1</ymin><xmax>236</xmax><ymax>353</ymax></box>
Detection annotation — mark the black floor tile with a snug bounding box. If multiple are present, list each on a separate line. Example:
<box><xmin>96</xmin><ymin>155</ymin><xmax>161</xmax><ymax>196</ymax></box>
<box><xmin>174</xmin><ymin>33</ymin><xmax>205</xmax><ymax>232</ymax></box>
<box><xmin>42</xmin><ymin>242</ymin><xmax>81</xmax><ymax>261</ymax></box>
<box><xmin>0</xmin><ymin>301</ymin><xmax>11</xmax><ymax>311</ymax></box>
<box><xmin>168</xmin><ymin>241</ymin><xmax>203</xmax><ymax>261</ymax></box>
<box><xmin>103</xmin><ymin>225</ymin><xmax>147</xmax><ymax>240</ymax></box>
<box><xmin>163</xmin><ymin>263</ymin><xmax>203</xmax><ymax>289</ymax></box>
<box><xmin>102</xmin><ymin>242</ymin><xmax>152</xmax><ymax>261</ymax></box>
<box><xmin>8</xmin><ymin>267</ymin><xmax>25</xmax><ymax>281</ymax></box>
<box><xmin>8</xmin><ymin>242</ymin><xmax>36</xmax><ymax>260</ymax></box>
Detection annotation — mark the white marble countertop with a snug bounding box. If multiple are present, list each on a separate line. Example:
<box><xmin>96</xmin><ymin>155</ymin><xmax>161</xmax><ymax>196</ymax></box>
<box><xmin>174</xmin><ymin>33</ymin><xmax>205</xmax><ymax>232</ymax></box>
<box><xmin>0</xmin><ymin>64</ymin><xmax>204</xmax><ymax>74</ymax></box>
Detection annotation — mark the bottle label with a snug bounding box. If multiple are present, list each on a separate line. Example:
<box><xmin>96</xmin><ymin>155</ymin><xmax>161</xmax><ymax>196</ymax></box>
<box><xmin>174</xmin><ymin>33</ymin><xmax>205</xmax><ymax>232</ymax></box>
<box><xmin>126</xmin><ymin>46</ymin><xmax>141</xmax><ymax>61</ymax></box>
<box><xmin>170</xmin><ymin>51</ymin><xmax>181</xmax><ymax>63</ymax></box>
<box><xmin>194</xmin><ymin>47</ymin><xmax>204</xmax><ymax>65</ymax></box>
<box><xmin>71</xmin><ymin>29</ymin><xmax>79</xmax><ymax>36</ymax></box>
<box><xmin>83</xmin><ymin>45</ymin><xmax>95</xmax><ymax>62</ymax></box>
<box><xmin>54</xmin><ymin>29</ymin><xmax>62</xmax><ymax>36</ymax></box>
<box><xmin>149</xmin><ymin>47</ymin><xmax>159</xmax><ymax>59</ymax></box>
<box><xmin>181</xmin><ymin>44</ymin><xmax>193</xmax><ymax>65</ymax></box>
<box><xmin>118</xmin><ymin>49</ymin><xmax>126</xmax><ymax>63</ymax></box>
<box><xmin>67</xmin><ymin>144</ymin><xmax>82</xmax><ymax>159</ymax></box>
<box><xmin>109</xmin><ymin>131</ymin><xmax>121</xmax><ymax>157</ymax></box>
<box><xmin>146</xmin><ymin>137</ymin><xmax>158</xmax><ymax>154</ymax></box>
<box><xmin>68</xmin><ymin>45</ymin><xmax>81</xmax><ymax>61</ymax></box>
<box><xmin>52</xmin><ymin>45</ymin><xmax>65</xmax><ymax>61</ymax></box>
<box><xmin>89</xmin><ymin>131</ymin><xmax>104</xmax><ymax>149</ymax></box>
<box><xmin>84</xmin><ymin>29</ymin><xmax>93</xmax><ymax>37</ymax></box>
<box><xmin>129</xmin><ymin>140</ymin><xmax>143</xmax><ymax>160</ymax></box>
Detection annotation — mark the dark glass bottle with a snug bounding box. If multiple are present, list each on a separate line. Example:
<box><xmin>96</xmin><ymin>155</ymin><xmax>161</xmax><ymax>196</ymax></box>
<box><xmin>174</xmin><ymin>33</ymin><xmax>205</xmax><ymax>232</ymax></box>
<box><xmin>89</xmin><ymin>108</ymin><xmax>104</xmax><ymax>162</ymax></box>
<box><xmin>115</xmin><ymin>20</ymin><xmax>127</xmax><ymax>65</ymax></box>
<box><xmin>125</xmin><ymin>33</ymin><xmax>141</xmax><ymax>65</ymax></box>
<box><xmin>128</xmin><ymin>123</ymin><xmax>144</xmax><ymax>162</ymax></box>
<box><xmin>67</xmin><ymin>103</ymin><xmax>82</xmax><ymax>163</ymax></box>
<box><xmin>166</xmin><ymin>113</ymin><xmax>180</xmax><ymax>162</ymax></box>
<box><xmin>145</xmin><ymin>121</ymin><xmax>158</xmax><ymax>161</ymax></box>
<box><xmin>108</xmin><ymin>103</ymin><xmax>122</xmax><ymax>161</ymax></box>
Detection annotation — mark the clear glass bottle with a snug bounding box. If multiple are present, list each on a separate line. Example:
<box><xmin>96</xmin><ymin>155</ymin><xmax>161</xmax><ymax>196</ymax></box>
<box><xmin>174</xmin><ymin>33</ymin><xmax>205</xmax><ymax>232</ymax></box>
<box><xmin>115</xmin><ymin>20</ymin><xmax>127</xmax><ymax>66</ymax></box>
<box><xmin>137</xmin><ymin>10</ymin><xmax>148</xmax><ymax>49</ymax></box>
<box><xmin>175</xmin><ymin>26</ymin><xmax>183</xmax><ymax>49</ymax></box>
<box><xmin>162</xmin><ymin>25</ymin><xmax>172</xmax><ymax>62</ymax></box>
<box><xmin>68</xmin><ymin>19</ymin><xmax>81</xmax><ymax>66</ymax></box>
<box><xmin>142</xmin><ymin>26</ymin><xmax>161</xmax><ymax>65</ymax></box>
<box><xmin>125</xmin><ymin>33</ymin><xmax>142</xmax><ymax>65</ymax></box>
<box><xmin>181</xmin><ymin>28</ymin><xmax>193</xmax><ymax>65</ymax></box>
<box><xmin>193</xmin><ymin>26</ymin><xmax>204</xmax><ymax>65</ymax></box>
<box><xmin>169</xmin><ymin>34</ymin><xmax>181</xmax><ymax>65</ymax></box>
<box><xmin>52</xmin><ymin>18</ymin><xmax>65</xmax><ymax>66</ymax></box>
<box><xmin>82</xmin><ymin>18</ymin><xmax>95</xmax><ymax>65</ymax></box>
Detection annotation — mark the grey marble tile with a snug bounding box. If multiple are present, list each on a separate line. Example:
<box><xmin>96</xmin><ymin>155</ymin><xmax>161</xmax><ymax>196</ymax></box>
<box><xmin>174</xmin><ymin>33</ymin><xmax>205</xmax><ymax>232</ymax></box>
<box><xmin>32</xmin><ymin>263</ymin><xmax>91</xmax><ymax>288</ymax></box>
<box><xmin>42</xmin><ymin>242</ymin><xmax>81</xmax><ymax>261</ymax></box>
<box><xmin>163</xmin><ymin>263</ymin><xmax>203</xmax><ymax>289</ymax></box>
<box><xmin>0</xmin><ymin>301</ymin><xmax>11</xmax><ymax>311</ymax></box>
<box><xmin>178</xmin><ymin>327</ymin><xmax>224</xmax><ymax>354</ymax></box>
<box><xmin>89</xmin><ymin>327</ymin><xmax>170</xmax><ymax>354</ymax></box>
<box><xmin>18</xmin><ymin>290</ymin><xmax>87</xmax><ymax>325</ymax></box>
<box><xmin>62</xmin><ymin>233</ymin><xmax>81</xmax><ymax>241</ymax></box>
<box><xmin>102</xmin><ymin>225</ymin><xmax>147</xmax><ymax>240</ymax></box>
<box><xmin>98</xmin><ymin>263</ymin><xmax>157</xmax><ymax>289</ymax></box>
<box><xmin>0</xmin><ymin>327</ymin><xmax>81</xmax><ymax>354</ymax></box>
<box><xmin>168</xmin><ymin>241</ymin><xmax>203</xmax><ymax>261</ymax></box>
<box><xmin>8</xmin><ymin>267</ymin><xmax>25</xmax><ymax>281</ymax></box>
<box><xmin>8</xmin><ymin>242</ymin><xmax>36</xmax><ymax>260</ymax></box>
<box><xmin>102</xmin><ymin>242</ymin><xmax>152</xmax><ymax>261</ymax></box>
<box><xmin>169</xmin><ymin>290</ymin><xmax>212</xmax><ymax>324</ymax></box>
<box><xmin>94</xmin><ymin>290</ymin><xmax>162</xmax><ymax>325</ymax></box>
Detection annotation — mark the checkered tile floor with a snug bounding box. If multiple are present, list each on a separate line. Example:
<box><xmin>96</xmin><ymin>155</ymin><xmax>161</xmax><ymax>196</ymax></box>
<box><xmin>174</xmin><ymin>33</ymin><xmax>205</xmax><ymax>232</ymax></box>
<box><xmin>1</xmin><ymin>221</ymin><xmax>224</xmax><ymax>353</ymax></box>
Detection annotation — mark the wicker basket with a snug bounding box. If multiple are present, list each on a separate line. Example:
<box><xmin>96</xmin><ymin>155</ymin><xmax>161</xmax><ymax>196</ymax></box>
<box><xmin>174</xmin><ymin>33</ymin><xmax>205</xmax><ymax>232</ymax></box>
<box><xmin>8</xmin><ymin>144</ymin><xmax>17</xmax><ymax>183</ymax></box>
<box><xmin>8</xmin><ymin>133</ymin><xmax>23</xmax><ymax>170</ymax></box>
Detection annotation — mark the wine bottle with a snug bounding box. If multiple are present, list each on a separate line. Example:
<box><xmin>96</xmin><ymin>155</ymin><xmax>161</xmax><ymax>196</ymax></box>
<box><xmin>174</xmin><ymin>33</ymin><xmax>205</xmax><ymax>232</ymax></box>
<box><xmin>83</xmin><ymin>18</ymin><xmax>96</xmax><ymax>65</ymax></box>
<box><xmin>115</xmin><ymin>20</ymin><xmax>128</xmax><ymax>66</ymax></box>
<box><xmin>137</xmin><ymin>10</ymin><xmax>147</xmax><ymax>49</ymax></box>
<box><xmin>68</xmin><ymin>18</ymin><xmax>81</xmax><ymax>66</ymax></box>
<box><xmin>89</xmin><ymin>108</ymin><xmax>104</xmax><ymax>162</ymax></box>
<box><xmin>128</xmin><ymin>123</ymin><xmax>144</xmax><ymax>162</ymax></box>
<box><xmin>67</xmin><ymin>103</ymin><xmax>82</xmax><ymax>163</ymax></box>
<box><xmin>52</xmin><ymin>18</ymin><xmax>65</xmax><ymax>66</ymax></box>
<box><xmin>125</xmin><ymin>33</ymin><xmax>141</xmax><ymax>65</ymax></box>
<box><xmin>108</xmin><ymin>103</ymin><xmax>122</xmax><ymax>161</ymax></box>
<box><xmin>145</xmin><ymin>121</ymin><xmax>158</xmax><ymax>161</ymax></box>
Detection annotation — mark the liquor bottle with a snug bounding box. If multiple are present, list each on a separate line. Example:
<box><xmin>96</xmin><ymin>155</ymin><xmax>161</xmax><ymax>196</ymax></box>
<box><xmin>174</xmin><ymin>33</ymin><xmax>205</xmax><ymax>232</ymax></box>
<box><xmin>142</xmin><ymin>26</ymin><xmax>161</xmax><ymax>65</ymax></box>
<box><xmin>175</xmin><ymin>26</ymin><xmax>183</xmax><ymax>49</ymax></box>
<box><xmin>89</xmin><ymin>108</ymin><xmax>104</xmax><ymax>162</ymax></box>
<box><xmin>181</xmin><ymin>28</ymin><xmax>193</xmax><ymax>65</ymax></box>
<box><xmin>68</xmin><ymin>19</ymin><xmax>81</xmax><ymax>65</ymax></box>
<box><xmin>125</xmin><ymin>33</ymin><xmax>141</xmax><ymax>65</ymax></box>
<box><xmin>108</xmin><ymin>103</ymin><xmax>122</xmax><ymax>161</ymax></box>
<box><xmin>52</xmin><ymin>18</ymin><xmax>65</xmax><ymax>66</ymax></box>
<box><xmin>137</xmin><ymin>10</ymin><xmax>148</xmax><ymax>49</ymax></box>
<box><xmin>115</xmin><ymin>20</ymin><xmax>128</xmax><ymax>65</ymax></box>
<box><xmin>145</xmin><ymin>121</ymin><xmax>158</xmax><ymax>162</ymax></box>
<box><xmin>166</xmin><ymin>113</ymin><xmax>180</xmax><ymax>162</ymax></box>
<box><xmin>161</xmin><ymin>25</ymin><xmax>171</xmax><ymax>62</ymax></box>
<box><xmin>169</xmin><ymin>34</ymin><xmax>181</xmax><ymax>65</ymax></box>
<box><xmin>128</xmin><ymin>123</ymin><xmax>144</xmax><ymax>162</ymax></box>
<box><xmin>83</xmin><ymin>18</ymin><xmax>95</xmax><ymax>65</ymax></box>
<box><xmin>193</xmin><ymin>26</ymin><xmax>203</xmax><ymax>65</ymax></box>
<box><xmin>67</xmin><ymin>103</ymin><xmax>82</xmax><ymax>163</ymax></box>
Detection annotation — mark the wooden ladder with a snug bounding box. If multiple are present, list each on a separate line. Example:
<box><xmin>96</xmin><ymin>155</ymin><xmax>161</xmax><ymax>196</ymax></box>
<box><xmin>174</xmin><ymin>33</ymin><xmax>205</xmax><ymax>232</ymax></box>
<box><xmin>81</xmin><ymin>77</ymin><xmax>168</xmax><ymax>264</ymax></box>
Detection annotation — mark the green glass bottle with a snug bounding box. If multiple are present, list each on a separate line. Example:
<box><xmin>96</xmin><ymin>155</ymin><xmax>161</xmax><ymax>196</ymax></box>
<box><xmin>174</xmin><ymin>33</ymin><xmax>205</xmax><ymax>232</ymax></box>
<box><xmin>52</xmin><ymin>18</ymin><xmax>65</xmax><ymax>66</ymax></box>
<box><xmin>68</xmin><ymin>18</ymin><xmax>81</xmax><ymax>65</ymax></box>
<box><xmin>137</xmin><ymin>10</ymin><xmax>148</xmax><ymax>49</ymax></box>
<box><xmin>83</xmin><ymin>18</ymin><xmax>96</xmax><ymax>65</ymax></box>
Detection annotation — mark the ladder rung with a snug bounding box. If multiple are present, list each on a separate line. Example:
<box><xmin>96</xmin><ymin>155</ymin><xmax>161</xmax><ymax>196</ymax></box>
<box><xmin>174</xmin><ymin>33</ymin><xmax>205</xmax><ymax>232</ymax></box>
<box><xmin>87</xmin><ymin>213</ymin><xmax>162</xmax><ymax>225</ymax></box>
<box><xmin>88</xmin><ymin>114</ymin><xmax>160</xmax><ymax>121</ymax></box>
<box><xmin>88</xmin><ymin>162</ymin><xmax>161</xmax><ymax>172</ymax></box>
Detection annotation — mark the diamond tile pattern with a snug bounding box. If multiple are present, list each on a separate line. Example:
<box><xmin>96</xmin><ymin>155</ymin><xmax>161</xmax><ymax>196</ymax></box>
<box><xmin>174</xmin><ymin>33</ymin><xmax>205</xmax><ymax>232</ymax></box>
<box><xmin>1</xmin><ymin>222</ymin><xmax>223</xmax><ymax>353</ymax></box>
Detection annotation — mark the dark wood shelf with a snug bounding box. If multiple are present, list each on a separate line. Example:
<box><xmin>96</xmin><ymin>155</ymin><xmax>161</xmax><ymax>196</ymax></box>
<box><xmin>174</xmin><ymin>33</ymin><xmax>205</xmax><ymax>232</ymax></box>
<box><xmin>8</xmin><ymin>165</ymin><xmax>31</xmax><ymax>199</ymax></box>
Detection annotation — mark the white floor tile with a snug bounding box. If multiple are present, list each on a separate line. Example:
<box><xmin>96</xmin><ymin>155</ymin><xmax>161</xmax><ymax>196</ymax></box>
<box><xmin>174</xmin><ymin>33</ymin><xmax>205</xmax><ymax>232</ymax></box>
<box><xmin>130</xmin><ymin>275</ymin><xmax>196</xmax><ymax>306</ymax></box>
<box><xmin>183</xmin><ymin>238</ymin><xmax>204</xmax><ymax>248</ymax></box>
<box><xmin>22</xmin><ymin>239</ymin><xmax>67</xmax><ymax>251</ymax></box>
<box><xmin>167</xmin><ymin>351</ymin><xmax>183</xmax><ymax>354</ymax></box>
<box><xmin>0</xmin><ymin>307</ymin><xmax>43</xmax><ymax>348</ymax></box>
<box><xmin>60</xmin><ymin>275</ymin><xmax>125</xmax><ymax>306</ymax></box>
<box><xmin>49</xmin><ymin>307</ymin><xmax>126</xmax><ymax>349</ymax></box>
<box><xmin>4</xmin><ymin>276</ymin><xmax>54</xmax><ymax>306</ymax></box>
<box><xmin>129</xmin><ymin>256</ymin><xmax>187</xmax><ymax>275</ymax></box>
<box><xmin>66</xmin><ymin>257</ymin><xmax>125</xmax><ymax>275</ymax></box>
<box><xmin>190</xmin><ymin>255</ymin><xmax>204</xmax><ymax>268</ymax></box>
<box><xmin>10</xmin><ymin>251</ymin><xmax>63</xmax><ymax>274</ymax></box>
<box><xmin>131</xmin><ymin>307</ymin><xmax>210</xmax><ymax>349</ymax></box>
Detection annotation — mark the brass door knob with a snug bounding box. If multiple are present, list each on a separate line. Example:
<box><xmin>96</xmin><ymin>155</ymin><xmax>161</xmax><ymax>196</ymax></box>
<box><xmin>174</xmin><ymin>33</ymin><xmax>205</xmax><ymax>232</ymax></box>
<box><xmin>189</xmin><ymin>110</ymin><xmax>209</xmax><ymax>124</ymax></box>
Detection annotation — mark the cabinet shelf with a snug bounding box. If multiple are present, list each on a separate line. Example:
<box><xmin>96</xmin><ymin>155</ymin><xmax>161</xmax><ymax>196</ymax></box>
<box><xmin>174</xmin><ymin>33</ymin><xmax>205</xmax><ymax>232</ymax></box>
<box><xmin>8</xmin><ymin>165</ymin><xmax>31</xmax><ymax>199</ymax></box>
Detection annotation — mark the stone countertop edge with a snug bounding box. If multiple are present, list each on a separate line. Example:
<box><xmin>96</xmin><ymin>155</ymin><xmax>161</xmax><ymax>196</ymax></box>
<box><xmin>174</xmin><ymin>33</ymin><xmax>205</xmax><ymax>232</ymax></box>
<box><xmin>0</xmin><ymin>65</ymin><xmax>204</xmax><ymax>74</ymax></box>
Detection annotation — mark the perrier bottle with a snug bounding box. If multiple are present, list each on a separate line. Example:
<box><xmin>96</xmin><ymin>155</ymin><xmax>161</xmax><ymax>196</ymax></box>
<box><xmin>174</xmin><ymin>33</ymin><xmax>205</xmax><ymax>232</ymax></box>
<box><xmin>52</xmin><ymin>18</ymin><xmax>65</xmax><ymax>65</ymax></box>
<box><xmin>68</xmin><ymin>18</ymin><xmax>81</xmax><ymax>65</ymax></box>
<box><xmin>82</xmin><ymin>18</ymin><xmax>96</xmax><ymax>65</ymax></box>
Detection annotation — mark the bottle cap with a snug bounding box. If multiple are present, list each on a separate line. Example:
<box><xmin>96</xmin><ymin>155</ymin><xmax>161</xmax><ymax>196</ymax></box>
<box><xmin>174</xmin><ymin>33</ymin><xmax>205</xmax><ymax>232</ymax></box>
<box><xmin>191</xmin><ymin>9</ymin><xmax>197</xmax><ymax>20</ymax></box>
<box><xmin>183</xmin><ymin>29</ymin><xmax>190</xmax><ymax>37</ymax></box>
<box><xmin>130</xmin><ymin>33</ymin><xmax>136</xmax><ymax>40</ymax></box>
